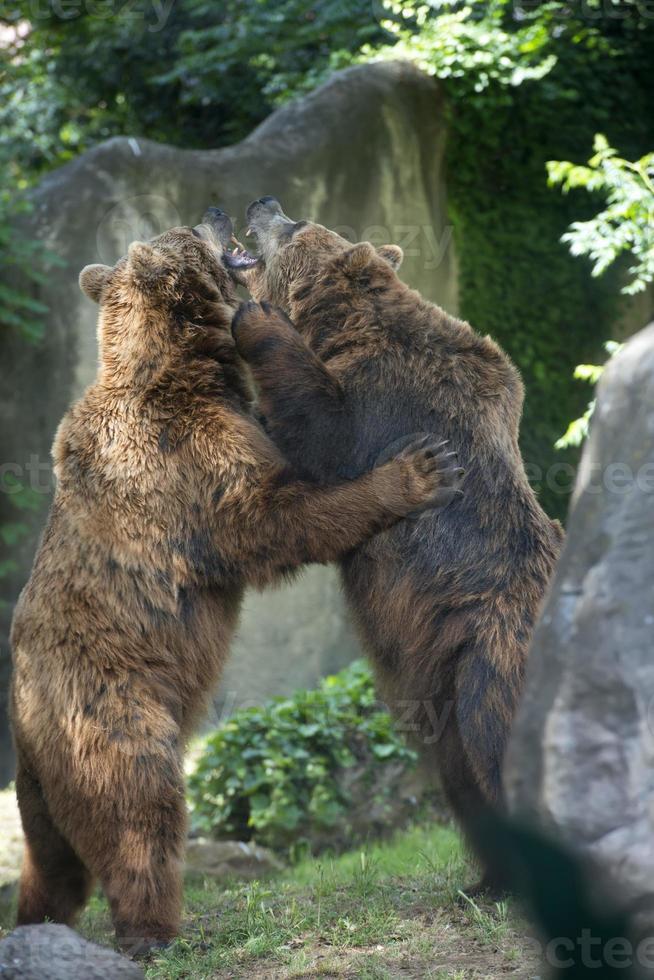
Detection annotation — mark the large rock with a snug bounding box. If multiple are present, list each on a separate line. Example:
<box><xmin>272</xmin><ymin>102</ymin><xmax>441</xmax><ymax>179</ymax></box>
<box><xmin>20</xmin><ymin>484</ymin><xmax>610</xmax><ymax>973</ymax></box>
<box><xmin>505</xmin><ymin>322</ymin><xmax>654</xmax><ymax>901</ymax></box>
<box><xmin>185</xmin><ymin>839</ymin><xmax>284</xmax><ymax>880</ymax></box>
<box><xmin>0</xmin><ymin>62</ymin><xmax>455</xmax><ymax>783</ymax></box>
<box><xmin>0</xmin><ymin>924</ymin><xmax>144</xmax><ymax>980</ymax></box>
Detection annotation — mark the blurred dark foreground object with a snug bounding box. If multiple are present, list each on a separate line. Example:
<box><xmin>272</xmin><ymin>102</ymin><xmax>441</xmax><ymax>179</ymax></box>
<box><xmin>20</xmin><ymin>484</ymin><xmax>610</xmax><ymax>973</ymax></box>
<box><xmin>472</xmin><ymin>807</ymin><xmax>654</xmax><ymax>979</ymax></box>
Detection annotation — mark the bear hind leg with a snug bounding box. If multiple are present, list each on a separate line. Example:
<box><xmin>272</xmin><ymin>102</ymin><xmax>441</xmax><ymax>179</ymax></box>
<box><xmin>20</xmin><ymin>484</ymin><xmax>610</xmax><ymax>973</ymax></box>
<box><xmin>100</xmin><ymin>811</ymin><xmax>185</xmax><ymax>954</ymax></box>
<box><xmin>88</xmin><ymin>762</ymin><xmax>187</xmax><ymax>956</ymax></box>
<box><xmin>15</xmin><ymin>762</ymin><xmax>94</xmax><ymax>926</ymax></box>
<box><xmin>433</xmin><ymin>649</ymin><xmax>517</xmax><ymax>899</ymax></box>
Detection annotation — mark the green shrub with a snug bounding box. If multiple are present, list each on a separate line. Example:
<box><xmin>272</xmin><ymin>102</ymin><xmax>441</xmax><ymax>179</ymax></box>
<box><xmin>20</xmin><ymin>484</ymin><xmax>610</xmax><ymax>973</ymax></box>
<box><xmin>188</xmin><ymin>661</ymin><xmax>420</xmax><ymax>853</ymax></box>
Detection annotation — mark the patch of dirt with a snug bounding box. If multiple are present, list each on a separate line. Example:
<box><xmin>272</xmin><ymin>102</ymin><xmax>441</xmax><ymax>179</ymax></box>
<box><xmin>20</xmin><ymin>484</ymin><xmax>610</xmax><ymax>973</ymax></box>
<box><xmin>237</xmin><ymin>945</ymin><xmax>534</xmax><ymax>979</ymax></box>
<box><xmin>217</xmin><ymin>911</ymin><xmax>539</xmax><ymax>979</ymax></box>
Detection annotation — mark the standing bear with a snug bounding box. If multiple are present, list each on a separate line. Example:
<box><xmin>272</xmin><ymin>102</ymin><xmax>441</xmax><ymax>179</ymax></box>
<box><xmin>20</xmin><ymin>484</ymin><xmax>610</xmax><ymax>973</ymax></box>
<box><xmin>10</xmin><ymin>209</ymin><xmax>462</xmax><ymax>952</ymax></box>
<box><xmin>231</xmin><ymin>196</ymin><xmax>565</xmax><ymax>891</ymax></box>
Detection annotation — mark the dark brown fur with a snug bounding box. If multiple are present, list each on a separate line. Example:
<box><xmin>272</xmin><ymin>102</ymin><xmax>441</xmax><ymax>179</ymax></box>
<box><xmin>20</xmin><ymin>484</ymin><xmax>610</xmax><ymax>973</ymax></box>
<box><xmin>233</xmin><ymin>199</ymin><xmax>565</xmax><ymax>890</ymax></box>
<box><xmin>10</xmin><ymin>221</ymin><xmax>462</xmax><ymax>951</ymax></box>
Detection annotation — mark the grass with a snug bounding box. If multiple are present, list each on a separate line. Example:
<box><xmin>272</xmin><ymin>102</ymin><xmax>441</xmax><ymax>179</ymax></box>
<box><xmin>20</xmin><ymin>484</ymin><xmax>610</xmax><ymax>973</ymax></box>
<box><xmin>0</xmin><ymin>790</ymin><xmax>537</xmax><ymax>978</ymax></box>
<box><xmin>88</xmin><ymin>825</ymin><xmax>534</xmax><ymax>977</ymax></box>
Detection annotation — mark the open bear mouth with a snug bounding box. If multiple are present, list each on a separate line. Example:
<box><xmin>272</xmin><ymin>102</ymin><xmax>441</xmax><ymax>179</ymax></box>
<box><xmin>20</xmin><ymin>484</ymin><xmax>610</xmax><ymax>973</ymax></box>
<box><xmin>223</xmin><ymin>236</ymin><xmax>259</xmax><ymax>270</ymax></box>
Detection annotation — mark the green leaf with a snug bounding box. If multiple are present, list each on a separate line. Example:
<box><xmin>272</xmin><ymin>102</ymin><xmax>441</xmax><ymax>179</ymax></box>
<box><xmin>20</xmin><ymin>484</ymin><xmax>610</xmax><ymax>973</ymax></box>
<box><xmin>187</xmin><ymin>660</ymin><xmax>417</xmax><ymax>851</ymax></box>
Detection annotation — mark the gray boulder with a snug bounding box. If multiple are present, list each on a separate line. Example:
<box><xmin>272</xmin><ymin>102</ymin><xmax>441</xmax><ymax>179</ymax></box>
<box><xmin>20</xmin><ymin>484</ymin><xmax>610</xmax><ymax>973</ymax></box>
<box><xmin>185</xmin><ymin>839</ymin><xmax>283</xmax><ymax>880</ymax></box>
<box><xmin>0</xmin><ymin>924</ymin><xmax>144</xmax><ymax>980</ymax></box>
<box><xmin>505</xmin><ymin>322</ymin><xmax>654</xmax><ymax>902</ymax></box>
<box><xmin>0</xmin><ymin>61</ymin><xmax>455</xmax><ymax>783</ymax></box>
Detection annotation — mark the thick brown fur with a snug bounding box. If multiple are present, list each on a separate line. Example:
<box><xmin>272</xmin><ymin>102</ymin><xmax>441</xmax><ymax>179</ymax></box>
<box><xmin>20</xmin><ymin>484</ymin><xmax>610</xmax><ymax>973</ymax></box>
<box><xmin>233</xmin><ymin>199</ymin><xmax>565</xmax><ymax>891</ymax></box>
<box><xmin>10</xmin><ymin>221</ymin><xmax>463</xmax><ymax>951</ymax></box>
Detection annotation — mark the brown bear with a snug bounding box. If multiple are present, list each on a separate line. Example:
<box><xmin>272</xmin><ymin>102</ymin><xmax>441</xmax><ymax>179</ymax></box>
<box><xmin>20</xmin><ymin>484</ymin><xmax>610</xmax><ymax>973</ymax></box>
<box><xmin>9</xmin><ymin>209</ymin><xmax>463</xmax><ymax>952</ymax></box>
<box><xmin>230</xmin><ymin>196</ymin><xmax>565</xmax><ymax>892</ymax></box>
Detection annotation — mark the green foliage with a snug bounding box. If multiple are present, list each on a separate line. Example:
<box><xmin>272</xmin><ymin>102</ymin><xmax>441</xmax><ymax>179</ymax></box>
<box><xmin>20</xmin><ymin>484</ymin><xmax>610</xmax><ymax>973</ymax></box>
<box><xmin>0</xmin><ymin>23</ymin><xmax>66</xmax><ymax>340</ymax></box>
<box><xmin>163</xmin><ymin>0</ymin><xmax>389</xmax><ymax>128</ymax></box>
<box><xmin>549</xmin><ymin>135</ymin><xmax>654</xmax><ymax>295</ymax></box>
<box><xmin>188</xmin><ymin>661</ymin><xmax>417</xmax><ymax>852</ymax></box>
<box><xmin>0</xmin><ymin>28</ymin><xmax>58</xmax><ymax>588</ymax></box>
<box><xmin>556</xmin><ymin>340</ymin><xmax>622</xmax><ymax>449</ymax></box>
<box><xmin>0</xmin><ymin>23</ymin><xmax>69</xmax><ymax>177</ymax></box>
<box><xmin>0</xmin><ymin>32</ymin><xmax>56</xmax><ymax>341</ymax></box>
<box><xmin>362</xmin><ymin>0</ymin><xmax>556</xmax><ymax>92</ymax></box>
<box><xmin>1</xmin><ymin>4</ymin><xmax>198</xmax><ymax>167</ymax></box>
<box><xmin>360</xmin><ymin>0</ymin><xmax>653</xmax><ymax>517</ymax></box>
<box><xmin>2</xmin><ymin>0</ymin><xmax>386</xmax><ymax>159</ymax></box>
<box><xmin>0</xmin><ymin>474</ymin><xmax>43</xmax><ymax>594</ymax></box>
<box><xmin>549</xmin><ymin>135</ymin><xmax>651</xmax><ymax>448</ymax></box>
<box><xmin>0</xmin><ymin>194</ymin><xmax>59</xmax><ymax>344</ymax></box>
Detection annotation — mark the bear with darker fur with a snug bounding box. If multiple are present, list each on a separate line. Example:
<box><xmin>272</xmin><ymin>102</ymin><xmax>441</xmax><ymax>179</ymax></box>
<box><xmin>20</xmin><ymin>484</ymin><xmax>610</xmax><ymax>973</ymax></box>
<box><xmin>232</xmin><ymin>197</ymin><xmax>565</xmax><ymax>891</ymax></box>
<box><xmin>10</xmin><ymin>211</ymin><xmax>462</xmax><ymax>952</ymax></box>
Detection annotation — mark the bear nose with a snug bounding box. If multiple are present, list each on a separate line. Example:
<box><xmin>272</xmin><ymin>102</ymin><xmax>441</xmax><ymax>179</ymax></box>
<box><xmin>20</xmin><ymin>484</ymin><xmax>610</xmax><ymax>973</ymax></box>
<box><xmin>258</xmin><ymin>196</ymin><xmax>282</xmax><ymax>210</ymax></box>
<box><xmin>200</xmin><ymin>207</ymin><xmax>234</xmax><ymax>247</ymax></box>
<box><xmin>246</xmin><ymin>196</ymin><xmax>284</xmax><ymax>223</ymax></box>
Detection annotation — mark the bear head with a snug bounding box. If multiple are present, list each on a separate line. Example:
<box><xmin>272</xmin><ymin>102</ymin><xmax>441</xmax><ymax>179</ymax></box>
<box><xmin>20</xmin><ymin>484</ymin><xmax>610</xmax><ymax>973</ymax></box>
<box><xmin>236</xmin><ymin>196</ymin><xmax>404</xmax><ymax>312</ymax></box>
<box><xmin>79</xmin><ymin>208</ymin><xmax>258</xmax><ymax>384</ymax></box>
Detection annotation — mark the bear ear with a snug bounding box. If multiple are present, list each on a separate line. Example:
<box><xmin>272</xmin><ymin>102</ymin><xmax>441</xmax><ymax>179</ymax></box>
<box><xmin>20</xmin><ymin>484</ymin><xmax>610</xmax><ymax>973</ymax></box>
<box><xmin>127</xmin><ymin>241</ymin><xmax>176</xmax><ymax>293</ymax></box>
<box><xmin>339</xmin><ymin>242</ymin><xmax>377</xmax><ymax>275</ymax></box>
<box><xmin>79</xmin><ymin>264</ymin><xmax>112</xmax><ymax>303</ymax></box>
<box><xmin>377</xmin><ymin>245</ymin><xmax>404</xmax><ymax>271</ymax></box>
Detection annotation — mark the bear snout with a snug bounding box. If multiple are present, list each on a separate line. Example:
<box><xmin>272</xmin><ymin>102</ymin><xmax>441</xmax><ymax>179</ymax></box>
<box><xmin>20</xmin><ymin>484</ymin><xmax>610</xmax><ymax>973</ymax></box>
<box><xmin>200</xmin><ymin>207</ymin><xmax>234</xmax><ymax>247</ymax></box>
<box><xmin>247</xmin><ymin>196</ymin><xmax>284</xmax><ymax>221</ymax></box>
